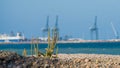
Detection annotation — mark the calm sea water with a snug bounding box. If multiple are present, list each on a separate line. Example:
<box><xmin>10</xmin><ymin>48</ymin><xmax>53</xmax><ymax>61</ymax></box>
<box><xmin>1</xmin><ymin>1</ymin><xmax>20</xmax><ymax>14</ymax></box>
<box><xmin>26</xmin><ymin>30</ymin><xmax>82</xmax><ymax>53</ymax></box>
<box><xmin>0</xmin><ymin>42</ymin><xmax>120</xmax><ymax>55</ymax></box>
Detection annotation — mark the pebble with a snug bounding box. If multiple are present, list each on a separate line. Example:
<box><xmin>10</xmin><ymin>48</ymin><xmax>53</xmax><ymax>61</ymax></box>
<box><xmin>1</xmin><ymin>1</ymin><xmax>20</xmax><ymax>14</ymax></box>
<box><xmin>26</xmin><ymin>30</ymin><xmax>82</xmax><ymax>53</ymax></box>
<box><xmin>85</xmin><ymin>58</ymin><xmax>90</xmax><ymax>63</ymax></box>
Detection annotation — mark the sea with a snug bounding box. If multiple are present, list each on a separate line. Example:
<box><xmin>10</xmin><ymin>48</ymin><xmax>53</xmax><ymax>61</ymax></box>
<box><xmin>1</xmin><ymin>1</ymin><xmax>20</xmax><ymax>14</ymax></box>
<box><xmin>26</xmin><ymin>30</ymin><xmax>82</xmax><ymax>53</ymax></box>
<box><xmin>0</xmin><ymin>42</ymin><xmax>120</xmax><ymax>55</ymax></box>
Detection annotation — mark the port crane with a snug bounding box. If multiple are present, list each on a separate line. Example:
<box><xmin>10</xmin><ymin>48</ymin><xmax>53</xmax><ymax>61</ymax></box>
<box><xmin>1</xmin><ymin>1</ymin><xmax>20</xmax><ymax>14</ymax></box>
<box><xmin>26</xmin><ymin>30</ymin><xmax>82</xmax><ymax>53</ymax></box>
<box><xmin>42</xmin><ymin>16</ymin><xmax>49</xmax><ymax>37</ymax></box>
<box><xmin>111</xmin><ymin>22</ymin><xmax>119</xmax><ymax>39</ymax></box>
<box><xmin>89</xmin><ymin>16</ymin><xmax>99</xmax><ymax>40</ymax></box>
<box><xmin>52</xmin><ymin>15</ymin><xmax>59</xmax><ymax>40</ymax></box>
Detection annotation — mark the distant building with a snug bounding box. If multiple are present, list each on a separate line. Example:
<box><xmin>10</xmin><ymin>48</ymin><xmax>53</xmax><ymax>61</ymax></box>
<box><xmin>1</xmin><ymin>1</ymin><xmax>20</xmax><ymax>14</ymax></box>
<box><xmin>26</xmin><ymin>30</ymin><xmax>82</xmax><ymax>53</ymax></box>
<box><xmin>38</xmin><ymin>37</ymin><xmax>52</xmax><ymax>42</ymax></box>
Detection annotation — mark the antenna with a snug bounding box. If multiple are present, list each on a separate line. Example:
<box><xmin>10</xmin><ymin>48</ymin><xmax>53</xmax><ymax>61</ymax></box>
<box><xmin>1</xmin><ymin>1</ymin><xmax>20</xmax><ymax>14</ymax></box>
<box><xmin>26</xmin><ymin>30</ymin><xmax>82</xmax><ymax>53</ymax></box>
<box><xmin>111</xmin><ymin>22</ymin><xmax>119</xmax><ymax>39</ymax></box>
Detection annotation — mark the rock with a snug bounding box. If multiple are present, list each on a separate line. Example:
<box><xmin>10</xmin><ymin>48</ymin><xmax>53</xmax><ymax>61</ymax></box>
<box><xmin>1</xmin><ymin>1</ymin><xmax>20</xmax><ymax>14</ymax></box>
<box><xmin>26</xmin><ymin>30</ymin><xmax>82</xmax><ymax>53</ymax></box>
<box><xmin>85</xmin><ymin>58</ymin><xmax>90</xmax><ymax>63</ymax></box>
<box><xmin>22</xmin><ymin>63</ymin><xmax>28</xmax><ymax>68</ymax></box>
<box><xmin>44</xmin><ymin>63</ymin><xmax>50</xmax><ymax>68</ymax></box>
<box><xmin>95</xmin><ymin>59</ymin><xmax>99</xmax><ymax>64</ymax></box>
<box><xmin>0</xmin><ymin>65</ymin><xmax>4</xmax><ymax>68</ymax></box>
<box><xmin>86</xmin><ymin>65</ymin><xmax>91</xmax><ymax>68</ymax></box>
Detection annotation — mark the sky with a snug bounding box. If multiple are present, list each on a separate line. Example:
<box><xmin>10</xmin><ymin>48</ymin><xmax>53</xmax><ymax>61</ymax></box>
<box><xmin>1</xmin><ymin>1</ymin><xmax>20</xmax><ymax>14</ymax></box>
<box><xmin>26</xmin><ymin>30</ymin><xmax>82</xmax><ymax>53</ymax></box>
<box><xmin>0</xmin><ymin>0</ymin><xmax>120</xmax><ymax>40</ymax></box>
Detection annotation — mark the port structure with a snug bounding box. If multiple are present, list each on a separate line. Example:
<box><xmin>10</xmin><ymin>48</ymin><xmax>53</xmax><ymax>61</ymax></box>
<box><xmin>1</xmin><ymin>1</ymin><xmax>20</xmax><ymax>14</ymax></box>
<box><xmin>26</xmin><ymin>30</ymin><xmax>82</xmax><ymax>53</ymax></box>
<box><xmin>89</xmin><ymin>16</ymin><xmax>99</xmax><ymax>40</ymax></box>
<box><xmin>52</xmin><ymin>15</ymin><xmax>59</xmax><ymax>40</ymax></box>
<box><xmin>111</xmin><ymin>22</ymin><xmax>119</xmax><ymax>39</ymax></box>
<box><xmin>42</xmin><ymin>16</ymin><xmax>49</xmax><ymax>37</ymax></box>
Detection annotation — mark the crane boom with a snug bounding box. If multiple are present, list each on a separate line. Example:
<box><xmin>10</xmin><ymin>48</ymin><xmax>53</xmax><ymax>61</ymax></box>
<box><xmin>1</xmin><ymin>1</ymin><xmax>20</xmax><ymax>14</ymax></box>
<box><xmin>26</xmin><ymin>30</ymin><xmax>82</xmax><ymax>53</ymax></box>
<box><xmin>111</xmin><ymin>22</ymin><xmax>119</xmax><ymax>39</ymax></box>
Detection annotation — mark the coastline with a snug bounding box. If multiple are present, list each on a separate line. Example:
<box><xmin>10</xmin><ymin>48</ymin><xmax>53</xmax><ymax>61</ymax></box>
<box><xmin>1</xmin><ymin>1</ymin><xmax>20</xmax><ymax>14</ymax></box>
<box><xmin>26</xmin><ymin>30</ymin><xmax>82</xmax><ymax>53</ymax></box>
<box><xmin>0</xmin><ymin>51</ymin><xmax>120</xmax><ymax>68</ymax></box>
<box><xmin>0</xmin><ymin>40</ymin><xmax>120</xmax><ymax>44</ymax></box>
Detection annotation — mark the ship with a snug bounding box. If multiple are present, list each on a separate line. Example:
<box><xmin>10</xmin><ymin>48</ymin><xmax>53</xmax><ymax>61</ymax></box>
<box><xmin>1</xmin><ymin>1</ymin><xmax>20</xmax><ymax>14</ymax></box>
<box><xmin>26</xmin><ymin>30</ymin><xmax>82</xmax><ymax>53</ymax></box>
<box><xmin>0</xmin><ymin>32</ymin><xmax>25</xmax><ymax>42</ymax></box>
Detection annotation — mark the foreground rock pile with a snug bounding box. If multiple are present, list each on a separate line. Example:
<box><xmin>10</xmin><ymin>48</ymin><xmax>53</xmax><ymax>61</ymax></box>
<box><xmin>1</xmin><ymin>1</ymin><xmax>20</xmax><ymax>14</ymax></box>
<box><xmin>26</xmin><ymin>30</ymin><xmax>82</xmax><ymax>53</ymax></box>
<box><xmin>0</xmin><ymin>51</ymin><xmax>120</xmax><ymax>68</ymax></box>
<box><xmin>0</xmin><ymin>51</ymin><xmax>60</xmax><ymax>68</ymax></box>
<box><xmin>0</xmin><ymin>51</ymin><xmax>23</xmax><ymax>68</ymax></box>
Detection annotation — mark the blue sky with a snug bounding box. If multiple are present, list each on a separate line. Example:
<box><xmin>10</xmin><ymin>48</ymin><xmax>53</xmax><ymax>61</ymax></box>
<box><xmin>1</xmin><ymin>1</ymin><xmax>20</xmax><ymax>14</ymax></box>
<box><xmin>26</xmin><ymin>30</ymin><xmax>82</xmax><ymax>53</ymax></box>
<box><xmin>0</xmin><ymin>0</ymin><xmax>120</xmax><ymax>40</ymax></box>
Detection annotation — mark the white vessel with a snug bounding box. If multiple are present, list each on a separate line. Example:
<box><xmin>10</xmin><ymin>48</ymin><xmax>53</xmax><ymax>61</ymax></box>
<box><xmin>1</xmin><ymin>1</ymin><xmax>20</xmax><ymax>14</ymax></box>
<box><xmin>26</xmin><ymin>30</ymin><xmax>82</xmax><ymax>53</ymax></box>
<box><xmin>0</xmin><ymin>33</ymin><xmax>25</xmax><ymax>42</ymax></box>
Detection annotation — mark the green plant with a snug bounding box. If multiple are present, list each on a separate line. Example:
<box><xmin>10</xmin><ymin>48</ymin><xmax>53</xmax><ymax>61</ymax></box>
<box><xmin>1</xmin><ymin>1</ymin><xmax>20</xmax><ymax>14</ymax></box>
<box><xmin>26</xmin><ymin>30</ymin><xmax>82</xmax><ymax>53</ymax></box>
<box><xmin>23</xmin><ymin>48</ymin><xmax>27</xmax><ymax>57</ymax></box>
<box><xmin>29</xmin><ymin>28</ymin><xmax>58</xmax><ymax>58</ymax></box>
<box><xmin>56</xmin><ymin>46</ymin><xmax>58</xmax><ymax>57</ymax></box>
<box><xmin>45</xmin><ymin>28</ymin><xmax>58</xmax><ymax>58</ymax></box>
<box><xmin>30</xmin><ymin>37</ymin><xmax>40</xmax><ymax>57</ymax></box>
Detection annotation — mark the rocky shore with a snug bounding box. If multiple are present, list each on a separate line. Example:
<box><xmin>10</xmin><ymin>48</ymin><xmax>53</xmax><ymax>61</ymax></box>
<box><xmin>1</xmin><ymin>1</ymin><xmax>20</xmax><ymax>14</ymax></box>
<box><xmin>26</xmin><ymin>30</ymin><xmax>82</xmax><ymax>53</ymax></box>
<box><xmin>58</xmin><ymin>54</ymin><xmax>120</xmax><ymax>68</ymax></box>
<box><xmin>0</xmin><ymin>51</ymin><xmax>120</xmax><ymax>68</ymax></box>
